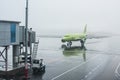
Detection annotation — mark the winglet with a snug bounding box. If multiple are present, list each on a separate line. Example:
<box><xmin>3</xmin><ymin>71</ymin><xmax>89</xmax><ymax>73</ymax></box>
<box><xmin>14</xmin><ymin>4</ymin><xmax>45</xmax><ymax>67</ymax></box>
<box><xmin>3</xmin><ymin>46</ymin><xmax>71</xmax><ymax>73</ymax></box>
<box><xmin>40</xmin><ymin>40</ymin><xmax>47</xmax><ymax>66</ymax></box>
<box><xmin>83</xmin><ymin>24</ymin><xmax>87</xmax><ymax>34</ymax></box>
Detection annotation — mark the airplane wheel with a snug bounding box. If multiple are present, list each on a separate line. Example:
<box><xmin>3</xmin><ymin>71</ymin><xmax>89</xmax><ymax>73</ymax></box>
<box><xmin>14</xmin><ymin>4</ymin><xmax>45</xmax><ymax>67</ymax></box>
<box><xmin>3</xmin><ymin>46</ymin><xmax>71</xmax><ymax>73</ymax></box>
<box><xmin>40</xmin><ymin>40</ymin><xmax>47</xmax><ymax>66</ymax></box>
<box><xmin>67</xmin><ymin>43</ymin><xmax>70</xmax><ymax>48</ymax></box>
<box><xmin>61</xmin><ymin>44</ymin><xmax>67</xmax><ymax>49</ymax></box>
<box><xmin>67</xmin><ymin>41</ymin><xmax>72</xmax><ymax>48</ymax></box>
<box><xmin>70</xmin><ymin>41</ymin><xmax>72</xmax><ymax>45</ymax></box>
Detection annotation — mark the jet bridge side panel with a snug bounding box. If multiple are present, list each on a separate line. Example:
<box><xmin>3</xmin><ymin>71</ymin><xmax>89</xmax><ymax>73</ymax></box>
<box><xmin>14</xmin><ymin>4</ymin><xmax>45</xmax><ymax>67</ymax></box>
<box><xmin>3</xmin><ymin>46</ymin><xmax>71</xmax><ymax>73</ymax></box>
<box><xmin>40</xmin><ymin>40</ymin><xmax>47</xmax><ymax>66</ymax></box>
<box><xmin>0</xmin><ymin>23</ymin><xmax>10</xmax><ymax>46</ymax></box>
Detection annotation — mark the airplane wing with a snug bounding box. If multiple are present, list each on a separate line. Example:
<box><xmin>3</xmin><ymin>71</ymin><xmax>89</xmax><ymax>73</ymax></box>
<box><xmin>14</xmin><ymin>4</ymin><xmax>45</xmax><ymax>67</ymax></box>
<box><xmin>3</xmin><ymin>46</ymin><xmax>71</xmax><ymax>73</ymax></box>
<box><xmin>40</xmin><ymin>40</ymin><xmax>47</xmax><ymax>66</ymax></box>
<box><xmin>86</xmin><ymin>32</ymin><xmax>111</xmax><ymax>39</ymax></box>
<box><xmin>37</xmin><ymin>35</ymin><xmax>62</xmax><ymax>38</ymax></box>
<box><xmin>37</xmin><ymin>32</ymin><xmax>111</xmax><ymax>39</ymax></box>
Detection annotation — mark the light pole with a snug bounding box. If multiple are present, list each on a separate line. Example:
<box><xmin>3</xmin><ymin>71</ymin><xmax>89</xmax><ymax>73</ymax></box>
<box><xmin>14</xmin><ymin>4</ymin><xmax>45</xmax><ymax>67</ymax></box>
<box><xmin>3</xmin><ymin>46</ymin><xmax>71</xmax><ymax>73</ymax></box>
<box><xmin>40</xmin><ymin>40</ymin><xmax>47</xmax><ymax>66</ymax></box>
<box><xmin>25</xmin><ymin>0</ymin><xmax>28</xmax><ymax>79</ymax></box>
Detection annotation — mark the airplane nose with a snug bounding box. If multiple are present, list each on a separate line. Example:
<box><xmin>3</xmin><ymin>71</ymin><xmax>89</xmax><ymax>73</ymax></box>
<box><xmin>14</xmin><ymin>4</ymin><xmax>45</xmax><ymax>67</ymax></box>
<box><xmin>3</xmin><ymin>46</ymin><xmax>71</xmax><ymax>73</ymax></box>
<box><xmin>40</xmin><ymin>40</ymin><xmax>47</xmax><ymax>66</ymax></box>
<box><xmin>61</xmin><ymin>39</ymin><xmax>65</xmax><ymax>42</ymax></box>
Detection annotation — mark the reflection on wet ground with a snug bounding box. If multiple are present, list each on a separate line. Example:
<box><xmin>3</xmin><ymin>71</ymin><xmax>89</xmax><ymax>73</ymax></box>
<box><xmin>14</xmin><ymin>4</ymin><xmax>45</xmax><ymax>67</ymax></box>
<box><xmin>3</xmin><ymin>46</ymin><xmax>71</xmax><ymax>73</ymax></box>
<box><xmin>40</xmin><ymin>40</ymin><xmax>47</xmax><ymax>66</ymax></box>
<box><xmin>62</xmin><ymin>46</ymin><xmax>86</xmax><ymax>61</ymax></box>
<box><xmin>30</xmin><ymin>36</ymin><xmax>120</xmax><ymax>80</ymax></box>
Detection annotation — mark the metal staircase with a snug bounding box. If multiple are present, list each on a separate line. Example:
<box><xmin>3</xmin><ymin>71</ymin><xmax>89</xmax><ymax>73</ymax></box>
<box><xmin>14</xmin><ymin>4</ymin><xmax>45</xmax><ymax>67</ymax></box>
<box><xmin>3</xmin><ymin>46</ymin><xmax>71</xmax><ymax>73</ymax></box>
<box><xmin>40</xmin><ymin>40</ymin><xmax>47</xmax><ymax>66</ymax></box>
<box><xmin>32</xmin><ymin>41</ymin><xmax>39</xmax><ymax>59</ymax></box>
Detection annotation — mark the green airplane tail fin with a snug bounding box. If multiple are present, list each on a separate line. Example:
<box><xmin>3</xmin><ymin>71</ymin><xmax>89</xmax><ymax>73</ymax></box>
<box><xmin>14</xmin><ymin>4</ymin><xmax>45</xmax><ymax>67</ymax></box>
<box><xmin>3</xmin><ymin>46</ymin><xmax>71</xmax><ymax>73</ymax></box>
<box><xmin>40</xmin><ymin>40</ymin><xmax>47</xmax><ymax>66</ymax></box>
<box><xmin>83</xmin><ymin>24</ymin><xmax>87</xmax><ymax>34</ymax></box>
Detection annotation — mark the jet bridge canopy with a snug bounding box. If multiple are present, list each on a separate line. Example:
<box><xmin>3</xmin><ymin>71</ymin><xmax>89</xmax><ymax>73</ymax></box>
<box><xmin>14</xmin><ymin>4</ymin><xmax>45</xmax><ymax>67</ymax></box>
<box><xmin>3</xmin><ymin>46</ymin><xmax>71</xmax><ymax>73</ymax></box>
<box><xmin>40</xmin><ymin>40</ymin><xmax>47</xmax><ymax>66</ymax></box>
<box><xmin>0</xmin><ymin>20</ymin><xmax>20</xmax><ymax>46</ymax></box>
<box><xmin>0</xmin><ymin>20</ymin><xmax>36</xmax><ymax>46</ymax></box>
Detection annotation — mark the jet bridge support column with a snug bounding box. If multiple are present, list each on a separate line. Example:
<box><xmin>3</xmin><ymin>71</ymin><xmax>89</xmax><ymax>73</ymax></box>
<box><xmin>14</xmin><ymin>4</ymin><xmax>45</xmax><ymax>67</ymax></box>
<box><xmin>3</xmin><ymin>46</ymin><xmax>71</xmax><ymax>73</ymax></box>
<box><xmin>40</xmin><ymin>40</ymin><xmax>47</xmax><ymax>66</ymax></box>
<box><xmin>5</xmin><ymin>46</ymin><xmax>8</xmax><ymax>71</ymax></box>
<box><xmin>13</xmin><ymin>45</ymin><xmax>20</xmax><ymax>68</ymax></box>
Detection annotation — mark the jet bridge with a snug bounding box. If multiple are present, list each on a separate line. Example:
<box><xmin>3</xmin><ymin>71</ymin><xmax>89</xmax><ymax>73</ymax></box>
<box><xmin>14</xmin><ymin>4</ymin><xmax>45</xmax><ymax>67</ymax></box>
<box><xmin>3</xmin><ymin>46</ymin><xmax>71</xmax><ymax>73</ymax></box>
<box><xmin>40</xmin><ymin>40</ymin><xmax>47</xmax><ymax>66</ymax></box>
<box><xmin>0</xmin><ymin>20</ymin><xmax>36</xmax><ymax>79</ymax></box>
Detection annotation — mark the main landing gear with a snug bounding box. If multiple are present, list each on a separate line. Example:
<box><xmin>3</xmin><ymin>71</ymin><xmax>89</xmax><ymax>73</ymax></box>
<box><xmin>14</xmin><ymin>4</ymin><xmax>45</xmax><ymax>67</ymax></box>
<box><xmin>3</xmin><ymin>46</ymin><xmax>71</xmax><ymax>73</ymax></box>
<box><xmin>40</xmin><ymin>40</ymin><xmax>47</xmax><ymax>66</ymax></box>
<box><xmin>66</xmin><ymin>40</ymin><xmax>85</xmax><ymax>48</ymax></box>
<box><xmin>61</xmin><ymin>39</ymin><xmax>86</xmax><ymax>49</ymax></box>
<box><xmin>80</xmin><ymin>40</ymin><xmax>84</xmax><ymax>47</ymax></box>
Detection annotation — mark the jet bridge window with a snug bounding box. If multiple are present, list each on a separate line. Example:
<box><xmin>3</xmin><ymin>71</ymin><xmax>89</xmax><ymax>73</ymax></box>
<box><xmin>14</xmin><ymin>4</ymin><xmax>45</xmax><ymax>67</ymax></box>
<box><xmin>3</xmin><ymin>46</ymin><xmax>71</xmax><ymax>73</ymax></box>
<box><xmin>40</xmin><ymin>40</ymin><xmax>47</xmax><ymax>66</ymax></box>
<box><xmin>10</xmin><ymin>23</ymin><xmax>16</xmax><ymax>42</ymax></box>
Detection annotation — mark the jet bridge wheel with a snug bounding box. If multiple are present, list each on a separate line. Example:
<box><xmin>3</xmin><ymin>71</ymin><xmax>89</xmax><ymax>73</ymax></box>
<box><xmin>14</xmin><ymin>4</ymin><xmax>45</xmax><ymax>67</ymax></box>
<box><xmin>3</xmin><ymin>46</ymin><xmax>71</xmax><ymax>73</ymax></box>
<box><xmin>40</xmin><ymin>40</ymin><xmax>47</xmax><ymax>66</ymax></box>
<box><xmin>42</xmin><ymin>65</ymin><xmax>46</xmax><ymax>72</ymax></box>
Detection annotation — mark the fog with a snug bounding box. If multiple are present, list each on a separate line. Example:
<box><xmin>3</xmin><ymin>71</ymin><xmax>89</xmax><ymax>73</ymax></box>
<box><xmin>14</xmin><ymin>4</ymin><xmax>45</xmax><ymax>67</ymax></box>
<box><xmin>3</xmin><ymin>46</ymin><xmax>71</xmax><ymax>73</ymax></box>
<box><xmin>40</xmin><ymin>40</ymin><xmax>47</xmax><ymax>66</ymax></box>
<box><xmin>0</xmin><ymin>0</ymin><xmax>120</xmax><ymax>35</ymax></box>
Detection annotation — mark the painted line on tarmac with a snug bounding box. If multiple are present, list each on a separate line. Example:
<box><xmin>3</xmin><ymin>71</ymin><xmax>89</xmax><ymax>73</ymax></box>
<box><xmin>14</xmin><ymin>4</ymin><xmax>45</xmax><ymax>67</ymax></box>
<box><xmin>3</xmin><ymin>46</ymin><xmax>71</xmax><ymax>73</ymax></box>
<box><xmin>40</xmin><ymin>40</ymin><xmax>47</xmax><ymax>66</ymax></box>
<box><xmin>115</xmin><ymin>59</ymin><xmax>120</xmax><ymax>78</ymax></box>
<box><xmin>51</xmin><ymin>55</ymin><xmax>100</xmax><ymax>80</ymax></box>
<box><xmin>81</xmin><ymin>63</ymin><xmax>102</xmax><ymax>80</ymax></box>
<box><xmin>47</xmin><ymin>58</ymin><xmax>64</xmax><ymax>64</ymax></box>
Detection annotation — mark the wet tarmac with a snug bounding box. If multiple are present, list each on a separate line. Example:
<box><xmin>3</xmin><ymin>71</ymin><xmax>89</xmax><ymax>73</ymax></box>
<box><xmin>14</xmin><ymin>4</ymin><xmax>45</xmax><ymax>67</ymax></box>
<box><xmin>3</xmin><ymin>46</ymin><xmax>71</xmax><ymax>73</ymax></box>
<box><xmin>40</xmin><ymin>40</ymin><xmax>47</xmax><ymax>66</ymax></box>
<box><xmin>29</xmin><ymin>36</ymin><xmax>120</xmax><ymax>80</ymax></box>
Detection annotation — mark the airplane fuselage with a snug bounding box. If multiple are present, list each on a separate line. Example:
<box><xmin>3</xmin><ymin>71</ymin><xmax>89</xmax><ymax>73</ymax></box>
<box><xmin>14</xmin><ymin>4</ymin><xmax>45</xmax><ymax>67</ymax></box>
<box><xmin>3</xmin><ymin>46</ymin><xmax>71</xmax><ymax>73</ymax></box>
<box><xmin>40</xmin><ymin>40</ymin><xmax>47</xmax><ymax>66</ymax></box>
<box><xmin>61</xmin><ymin>33</ymin><xmax>87</xmax><ymax>42</ymax></box>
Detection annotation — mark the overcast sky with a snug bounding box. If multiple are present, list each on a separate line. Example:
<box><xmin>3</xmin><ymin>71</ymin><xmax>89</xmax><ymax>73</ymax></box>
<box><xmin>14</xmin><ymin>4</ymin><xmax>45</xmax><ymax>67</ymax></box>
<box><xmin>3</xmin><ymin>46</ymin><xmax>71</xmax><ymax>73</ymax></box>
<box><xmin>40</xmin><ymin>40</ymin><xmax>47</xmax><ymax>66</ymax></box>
<box><xmin>0</xmin><ymin>0</ymin><xmax>120</xmax><ymax>35</ymax></box>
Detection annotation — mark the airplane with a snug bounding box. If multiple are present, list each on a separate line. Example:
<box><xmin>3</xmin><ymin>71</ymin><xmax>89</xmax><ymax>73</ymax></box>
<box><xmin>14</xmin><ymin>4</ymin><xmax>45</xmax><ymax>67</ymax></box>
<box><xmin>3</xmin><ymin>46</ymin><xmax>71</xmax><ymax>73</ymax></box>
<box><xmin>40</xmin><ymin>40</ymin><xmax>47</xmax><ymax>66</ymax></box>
<box><xmin>61</xmin><ymin>24</ymin><xmax>87</xmax><ymax>48</ymax></box>
<box><xmin>37</xmin><ymin>24</ymin><xmax>111</xmax><ymax>49</ymax></box>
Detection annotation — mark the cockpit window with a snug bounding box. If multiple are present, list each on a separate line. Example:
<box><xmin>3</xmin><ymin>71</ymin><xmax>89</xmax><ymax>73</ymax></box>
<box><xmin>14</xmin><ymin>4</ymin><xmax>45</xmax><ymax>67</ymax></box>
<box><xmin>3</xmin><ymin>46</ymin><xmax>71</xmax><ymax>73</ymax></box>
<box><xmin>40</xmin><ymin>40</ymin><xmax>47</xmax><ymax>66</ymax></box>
<box><xmin>64</xmin><ymin>35</ymin><xmax>69</xmax><ymax>37</ymax></box>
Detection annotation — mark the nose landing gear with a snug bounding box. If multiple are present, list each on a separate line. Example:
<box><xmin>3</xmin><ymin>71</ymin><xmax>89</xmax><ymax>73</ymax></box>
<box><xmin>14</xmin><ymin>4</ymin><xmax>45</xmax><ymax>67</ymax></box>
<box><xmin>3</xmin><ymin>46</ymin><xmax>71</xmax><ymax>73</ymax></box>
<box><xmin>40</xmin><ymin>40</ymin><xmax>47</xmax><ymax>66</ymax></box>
<box><xmin>67</xmin><ymin>41</ymin><xmax>72</xmax><ymax>48</ymax></box>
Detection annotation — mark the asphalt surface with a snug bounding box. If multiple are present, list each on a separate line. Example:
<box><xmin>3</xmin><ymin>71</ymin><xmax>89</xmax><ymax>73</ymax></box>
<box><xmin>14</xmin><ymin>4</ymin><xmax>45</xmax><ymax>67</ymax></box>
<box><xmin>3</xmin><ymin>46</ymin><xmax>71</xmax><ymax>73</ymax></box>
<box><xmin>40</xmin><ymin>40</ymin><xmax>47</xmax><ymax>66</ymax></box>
<box><xmin>30</xmin><ymin>36</ymin><xmax>120</xmax><ymax>80</ymax></box>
